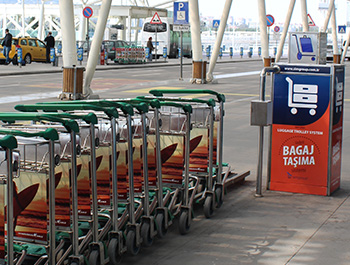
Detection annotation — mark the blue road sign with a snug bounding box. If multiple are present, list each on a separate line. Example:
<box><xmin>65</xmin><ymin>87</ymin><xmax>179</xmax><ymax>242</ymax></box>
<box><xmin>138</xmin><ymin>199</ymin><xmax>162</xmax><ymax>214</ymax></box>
<box><xmin>213</xmin><ymin>20</ymin><xmax>220</xmax><ymax>29</ymax></box>
<box><xmin>174</xmin><ymin>2</ymin><xmax>189</xmax><ymax>25</ymax></box>
<box><xmin>17</xmin><ymin>47</ymin><xmax>22</xmax><ymax>64</ymax></box>
<box><xmin>50</xmin><ymin>48</ymin><xmax>55</xmax><ymax>62</ymax></box>
<box><xmin>83</xmin><ymin>6</ymin><xmax>93</xmax><ymax>19</ymax></box>
<box><xmin>77</xmin><ymin>48</ymin><xmax>84</xmax><ymax>61</ymax></box>
<box><xmin>338</xmin><ymin>25</ymin><xmax>346</xmax><ymax>34</ymax></box>
<box><xmin>266</xmin><ymin>14</ymin><xmax>275</xmax><ymax>27</ymax></box>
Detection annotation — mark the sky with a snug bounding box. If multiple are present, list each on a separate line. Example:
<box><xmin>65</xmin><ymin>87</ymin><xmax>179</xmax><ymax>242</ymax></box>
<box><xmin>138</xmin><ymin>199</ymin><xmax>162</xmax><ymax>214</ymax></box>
<box><xmin>150</xmin><ymin>0</ymin><xmax>346</xmax><ymax>27</ymax></box>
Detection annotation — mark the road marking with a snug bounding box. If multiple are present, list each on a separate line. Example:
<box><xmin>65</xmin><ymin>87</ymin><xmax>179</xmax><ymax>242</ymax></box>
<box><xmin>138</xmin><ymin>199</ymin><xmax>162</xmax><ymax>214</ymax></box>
<box><xmin>215</xmin><ymin>71</ymin><xmax>260</xmax><ymax>79</ymax></box>
<box><xmin>127</xmin><ymin>86</ymin><xmax>186</xmax><ymax>94</ymax></box>
<box><xmin>0</xmin><ymin>92</ymin><xmax>59</xmax><ymax>104</ymax></box>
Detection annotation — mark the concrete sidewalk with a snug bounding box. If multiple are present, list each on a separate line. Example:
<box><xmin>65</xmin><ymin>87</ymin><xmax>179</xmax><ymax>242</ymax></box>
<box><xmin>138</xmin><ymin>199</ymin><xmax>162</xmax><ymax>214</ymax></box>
<box><xmin>0</xmin><ymin>57</ymin><xmax>349</xmax><ymax>265</ymax></box>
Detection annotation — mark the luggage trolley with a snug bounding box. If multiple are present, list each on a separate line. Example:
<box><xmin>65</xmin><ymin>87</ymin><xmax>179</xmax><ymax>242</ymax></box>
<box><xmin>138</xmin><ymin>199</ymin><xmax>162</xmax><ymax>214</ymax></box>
<box><xmin>25</xmin><ymin>101</ymin><xmax>147</xmax><ymax>262</ymax></box>
<box><xmin>10</xmin><ymin>109</ymin><xmax>112</xmax><ymax>265</ymax></box>
<box><xmin>0</xmin><ymin>112</ymin><xmax>97</xmax><ymax>265</ymax></box>
<box><xmin>138</xmin><ymin>96</ymin><xmax>218</xmax><ymax>218</ymax></box>
<box><xmin>135</xmin><ymin>99</ymin><xmax>196</xmax><ymax>235</ymax></box>
<box><xmin>15</xmin><ymin>104</ymin><xmax>128</xmax><ymax>265</ymax></box>
<box><xmin>0</xmin><ymin>128</ymin><xmax>59</xmax><ymax>265</ymax></box>
<box><xmin>0</xmin><ymin>134</ymin><xmax>22</xmax><ymax>265</ymax></box>
<box><xmin>0</xmin><ymin>113</ymin><xmax>68</xmax><ymax>265</ymax></box>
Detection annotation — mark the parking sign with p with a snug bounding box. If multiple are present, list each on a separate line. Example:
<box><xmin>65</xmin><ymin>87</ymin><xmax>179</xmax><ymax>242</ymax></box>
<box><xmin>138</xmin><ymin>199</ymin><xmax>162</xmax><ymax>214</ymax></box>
<box><xmin>174</xmin><ymin>2</ymin><xmax>189</xmax><ymax>25</ymax></box>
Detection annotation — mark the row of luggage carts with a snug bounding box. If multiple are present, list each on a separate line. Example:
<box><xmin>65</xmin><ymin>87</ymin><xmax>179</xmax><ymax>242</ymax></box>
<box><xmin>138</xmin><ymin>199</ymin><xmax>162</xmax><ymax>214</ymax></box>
<box><xmin>114</xmin><ymin>47</ymin><xmax>145</xmax><ymax>64</ymax></box>
<box><xmin>0</xmin><ymin>89</ymin><xmax>249</xmax><ymax>265</ymax></box>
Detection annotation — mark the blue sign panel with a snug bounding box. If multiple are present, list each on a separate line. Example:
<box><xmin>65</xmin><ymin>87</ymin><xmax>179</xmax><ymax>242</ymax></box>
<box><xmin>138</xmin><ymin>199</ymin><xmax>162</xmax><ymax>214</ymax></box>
<box><xmin>213</xmin><ymin>20</ymin><xmax>220</xmax><ymax>29</ymax></box>
<box><xmin>273</xmin><ymin>67</ymin><xmax>331</xmax><ymax>126</ymax></box>
<box><xmin>174</xmin><ymin>2</ymin><xmax>189</xmax><ymax>25</ymax></box>
<box><xmin>338</xmin><ymin>25</ymin><xmax>346</xmax><ymax>34</ymax></box>
<box><xmin>266</xmin><ymin>14</ymin><xmax>275</xmax><ymax>27</ymax></box>
<box><xmin>163</xmin><ymin>47</ymin><xmax>167</xmax><ymax>58</ymax></box>
<box><xmin>57</xmin><ymin>43</ymin><xmax>62</xmax><ymax>54</ymax></box>
<box><xmin>50</xmin><ymin>48</ymin><xmax>55</xmax><ymax>62</ymax></box>
<box><xmin>17</xmin><ymin>47</ymin><xmax>22</xmax><ymax>64</ymax></box>
<box><xmin>77</xmin><ymin>47</ymin><xmax>84</xmax><ymax>61</ymax></box>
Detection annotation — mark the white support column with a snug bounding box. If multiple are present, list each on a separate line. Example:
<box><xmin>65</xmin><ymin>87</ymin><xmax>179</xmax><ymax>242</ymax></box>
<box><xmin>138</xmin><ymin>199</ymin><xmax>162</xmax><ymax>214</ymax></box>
<box><xmin>276</xmin><ymin>0</ymin><xmax>296</xmax><ymax>62</ymax></box>
<box><xmin>38</xmin><ymin>0</ymin><xmax>45</xmax><ymax>40</ymax></box>
<box><xmin>79</xmin><ymin>9</ymin><xmax>87</xmax><ymax>42</ymax></box>
<box><xmin>189</xmin><ymin>0</ymin><xmax>203</xmax><ymax>61</ymax></box>
<box><xmin>83</xmin><ymin>0</ymin><xmax>112</xmax><ymax>97</ymax></box>
<box><xmin>22</xmin><ymin>0</ymin><xmax>25</xmax><ymax>36</ymax></box>
<box><xmin>300</xmin><ymin>0</ymin><xmax>309</xmax><ymax>31</ymax></box>
<box><xmin>135</xmin><ymin>18</ymin><xmax>139</xmax><ymax>43</ymax></box>
<box><xmin>331</xmin><ymin>6</ymin><xmax>339</xmax><ymax>56</ymax></box>
<box><xmin>121</xmin><ymin>17</ymin><xmax>126</xmax><ymax>40</ymax></box>
<box><xmin>258</xmin><ymin>0</ymin><xmax>269</xmax><ymax>61</ymax></box>
<box><xmin>341</xmin><ymin>30</ymin><xmax>350</xmax><ymax>63</ymax></box>
<box><xmin>322</xmin><ymin>0</ymin><xmax>335</xmax><ymax>32</ymax></box>
<box><xmin>3</xmin><ymin>9</ymin><xmax>7</xmax><ymax>36</ymax></box>
<box><xmin>128</xmin><ymin>15</ymin><xmax>132</xmax><ymax>44</ymax></box>
<box><xmin>59</xmin><ymin>0</ymin><xmax>77</xmax><ymax>67</ymax></box>
<box><xmin>206</xmin><ymin>0</ymin><xmax>233</xmax><ymax>82</ymax></box>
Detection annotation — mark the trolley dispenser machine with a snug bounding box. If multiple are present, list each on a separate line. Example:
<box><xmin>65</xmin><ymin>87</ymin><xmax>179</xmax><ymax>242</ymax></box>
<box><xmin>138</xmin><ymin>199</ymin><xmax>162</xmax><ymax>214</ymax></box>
<box><xmin>269</xmin><ymin>63</ymin><xmax>345</xmax><ymax>196</ymax></box>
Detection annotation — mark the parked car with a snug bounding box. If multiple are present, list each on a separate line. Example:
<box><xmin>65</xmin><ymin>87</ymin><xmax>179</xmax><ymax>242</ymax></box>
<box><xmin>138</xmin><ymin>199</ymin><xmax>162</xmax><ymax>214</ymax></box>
<box><xmin>0</xmin><ymin>36</ymin><xmax>47</xmax><ymax>64</ymax></box>
<box><xmin>102</xmin><ymin>40</ymin><xmax>129</xmax><ymax>60</ymax></box>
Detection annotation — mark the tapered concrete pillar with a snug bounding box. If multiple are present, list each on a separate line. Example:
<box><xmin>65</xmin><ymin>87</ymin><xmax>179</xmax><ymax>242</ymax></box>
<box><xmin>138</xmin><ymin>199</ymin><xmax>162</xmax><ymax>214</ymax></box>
<box><xmin>38</xmin><ymin>0</ymin><xmax>45</xmax><ymax>40</ymax></box>
<box><xmin>276</xmin><ymin>0</ymin><xmax>296</xmax><ymax>62</ymax></box>
<box><xmin>189</xmin><ymin>0</ymin><xmax>205</xmax><ymax>83</ymax></box>
<box><xmin>83</xmin><ymin>0</ymin><xmax>112</xmax><ymax>97</ymax></box>
<box><xmin>59</xmin><ymin>0</ymin><xmax>77</xmax><ymax>67</ymax></box>
<box><xmin>206</xmin><ymin>0</ymin><xmax>233</xmax><ymax>82</ymax></box>
<box><xmin>322</xmin><ymin>0</ymin><xmax>335</xmax><ymax>32</ymax></box>
<box><xmin>258</xmin><ymin>0</ymin><xmax>269</xmax><ymax>66</ymax></box>
<box><xmin>300</xmin><ymin>0</ymin><xmax>309</xmax><ymax>31</ymax></box>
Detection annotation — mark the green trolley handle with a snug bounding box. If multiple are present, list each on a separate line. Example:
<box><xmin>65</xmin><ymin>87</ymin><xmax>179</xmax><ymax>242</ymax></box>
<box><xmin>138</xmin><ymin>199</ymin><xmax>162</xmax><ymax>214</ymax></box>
<box><xmin>15</xmin><ymin>104</ymin><xmax>119</xmax><ymax>120</ymax></box>
<box><xmin>0</xmin><ymin>135</ymin><xmax>17</xmax><ymax>150</ymax></box>
<box><xmin>149</xmin><ymin>89</ymin><xmax>225</xmax><ymax>103</ymax></box>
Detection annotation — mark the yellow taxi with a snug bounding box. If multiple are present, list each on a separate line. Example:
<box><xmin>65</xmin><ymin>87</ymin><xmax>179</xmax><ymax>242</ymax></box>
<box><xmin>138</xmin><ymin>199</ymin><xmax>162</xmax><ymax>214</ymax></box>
<box><xmin>0</xmin><ymin>36</ymin><xmax>47</xmax><ymax>64</ymax></box>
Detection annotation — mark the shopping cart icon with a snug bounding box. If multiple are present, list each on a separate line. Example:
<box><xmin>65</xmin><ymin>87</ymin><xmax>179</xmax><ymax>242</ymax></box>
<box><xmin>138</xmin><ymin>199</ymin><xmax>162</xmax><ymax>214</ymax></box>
<box><xmin>286</xmin><ymin>77</ymin><xmax>318</xmax><ymax>116</ymax></box>
<box><xmin>292</xmin><ymin>34</ymin><xmax>316</xmax><ymax>61</ymax></box>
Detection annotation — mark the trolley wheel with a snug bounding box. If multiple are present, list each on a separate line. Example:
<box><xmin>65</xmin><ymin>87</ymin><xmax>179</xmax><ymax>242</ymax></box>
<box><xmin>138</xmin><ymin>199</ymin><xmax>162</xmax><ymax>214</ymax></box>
<box><xmin>108</xmin><ymin>238</ymin><xmax>122</xmax><ymax>264</ymax></box>
<box><xmin>88</xmin><ymin>250</ymin><xmax>100</xmax><ymax>265</ymax></box>
<box><xmin>203</xmin><ymin>195</ymin><xmax>214</xmax><ymax>218</ymax></box>
<box><xmin>215</xmin><ymin>187</ymin><xmax>223</xmax><ymax>208</ymax></box>
<box><xmin>126</xmin><ymin>230</ymin><xmax>140</xmax><ymax>256</ymax></box>
<box><xmin>141</xmin><ymin>222</ymin><xmax>153</xmax><ymax>247</ymax></box>
<box><xmin>178</xmin><ymin>210</ymin><xmax>190</xmax><ymax>235</ymax></box>
<box><xmin>155</xmin><ymin>213</ymin><xmax>167</xmax><ymax>238</ymax></box>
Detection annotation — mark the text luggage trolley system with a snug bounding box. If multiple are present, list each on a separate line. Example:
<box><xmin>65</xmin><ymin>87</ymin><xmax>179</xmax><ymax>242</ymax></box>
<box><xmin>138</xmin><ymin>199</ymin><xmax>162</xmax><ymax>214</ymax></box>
<box><xmin>0</xmin><ymin>89</ymin><xmax>249</xmax><ymax>265</ymax></box>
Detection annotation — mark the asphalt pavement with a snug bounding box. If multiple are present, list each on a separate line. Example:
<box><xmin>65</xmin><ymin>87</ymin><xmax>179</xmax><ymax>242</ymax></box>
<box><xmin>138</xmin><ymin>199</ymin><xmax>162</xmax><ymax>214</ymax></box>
<box><xmin>0</xmin><ymin>55</ymin><xmax>349</xmax><ymax>265</ymax></box>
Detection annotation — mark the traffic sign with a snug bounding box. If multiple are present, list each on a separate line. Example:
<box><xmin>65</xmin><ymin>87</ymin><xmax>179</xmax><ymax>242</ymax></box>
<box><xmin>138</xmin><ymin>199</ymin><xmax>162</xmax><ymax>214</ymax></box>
<box><xmin>83</xmin><ymin>6</ymin><xmax>93</xmax><ymax>19</ymax></box>
<box><xmin>174</xmin><ymin>2</ymin><xmax>189</xmax><ymax>25</ymax></box>
<box><xmin>150</xmin><ymin>12</ymin><xmax>162</xmax><ymax>24</ymax></box>
<box><xmin>338</xmin><ymin>25</ymin><xmax>346</xmax><ymax>34</ymax></box>
<box><xmin>213</xmin><ymin>20</ymin><xmax>220</xmax><ymax>29</ymax></box>
<box><xmin>266</xmin><ymin>14</ymin><xmax>275</xmax><ymax>27</ymax></box>
<box><xmin>307</xmin><ymin>14</ymin><xmax>315</xmax><ymax>26</ymax></box>
<box><xmin>274</xmin><ymin>26</ymin><xmax>280</xmax><ymax>32</ymax></box>
<box><xmin>173</xmin><ymin>25</ymin><xmax>190</xmax><ymax>32</ymax></box>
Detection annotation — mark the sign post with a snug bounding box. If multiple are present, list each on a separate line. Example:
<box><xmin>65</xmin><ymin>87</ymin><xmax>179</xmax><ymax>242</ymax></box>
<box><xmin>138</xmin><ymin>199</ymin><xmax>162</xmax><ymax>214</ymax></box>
<box><xmin>174</xmin><ymin>1</ymin><xmax>189</xmax><ymax>80</ymax></box>
<box><xmin>150</xmin><ymin>12</ymin><xmax>162</xmax><ymax>62</ymax></box>
<box><xmin>83</xmin><ymin>6</ymin><xmax>93</xmax><ymax>57</ymax></box>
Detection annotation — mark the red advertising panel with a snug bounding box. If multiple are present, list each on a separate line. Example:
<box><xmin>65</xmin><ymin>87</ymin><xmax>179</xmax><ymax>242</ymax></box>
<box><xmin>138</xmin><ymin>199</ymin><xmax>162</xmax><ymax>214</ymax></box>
<box><xmin>270</xmin><ymin>64</ymin><xmax>344</xmax><ymax>196</ymax></box>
